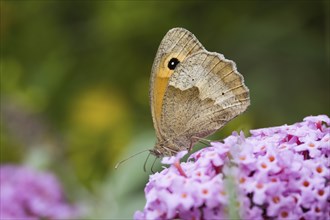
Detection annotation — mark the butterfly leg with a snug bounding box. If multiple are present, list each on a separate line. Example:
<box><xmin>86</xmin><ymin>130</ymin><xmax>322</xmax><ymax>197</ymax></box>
<box><xmin>191</xmin><ymin>136</ymin><xmax>211</xmax><ymax>147</ymax></box>
<box><xmin>150</xmin><ymin>157</ymin><xmax>158</xmax><ymax>174</ymax></box>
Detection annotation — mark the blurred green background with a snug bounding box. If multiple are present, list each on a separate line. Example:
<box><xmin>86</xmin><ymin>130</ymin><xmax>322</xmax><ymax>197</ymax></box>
<box><xmin>1</xmin><ymin>1</ymin><xmax>329</xmax><ymax>218</ymax></box>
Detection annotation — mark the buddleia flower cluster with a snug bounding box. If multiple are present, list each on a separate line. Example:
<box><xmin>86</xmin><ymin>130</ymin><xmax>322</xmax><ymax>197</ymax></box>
<box><xmin>0</xmin><ymin>165</ymin><xmax>78</xmax><ymax>219</ymax></box>
<box><xmin>135</xmin><ymin>115</ymin><xmax>330</xmax><ymax>220</ymax></box>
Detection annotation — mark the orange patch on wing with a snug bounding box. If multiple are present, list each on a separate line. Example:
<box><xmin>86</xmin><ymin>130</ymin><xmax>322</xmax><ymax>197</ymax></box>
<box><xmin>153</xmin><ymin>54</ymin><xmax>186</xmax><ymax>125</ymax></box>
<box><xmin>153</xmin><ymin>68</ymin><xmax>172</xmax><ymax>124</ymax></box>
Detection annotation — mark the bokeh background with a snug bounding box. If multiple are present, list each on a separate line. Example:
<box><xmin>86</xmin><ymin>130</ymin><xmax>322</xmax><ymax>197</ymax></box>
<box><xmin>1</xmin><ymin>0</ymin><xmax>329</xmax><ymax>218</ymax></box>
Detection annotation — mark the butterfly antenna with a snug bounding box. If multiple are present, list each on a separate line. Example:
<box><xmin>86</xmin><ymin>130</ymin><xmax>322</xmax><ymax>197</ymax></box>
<box><xmin>115</xmin><ymin>149</ymin><xmax>150</xmax><ymax>169</ymax></box>
<box><xmin>151</xmin><ymin>157</ymin><xmax>158</xmax><ymax>174</ymax></box>
<box><xmin>143</xmin><ymin>152</ymin><xmax>151</xmax><ymax>172</ymax></box>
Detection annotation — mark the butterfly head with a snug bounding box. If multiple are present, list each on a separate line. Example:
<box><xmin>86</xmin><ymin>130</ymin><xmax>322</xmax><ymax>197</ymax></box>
<box><xmin>150</xmin><ymin>139</ymin><xmax>180</xmax><ymax>157</ymax></box>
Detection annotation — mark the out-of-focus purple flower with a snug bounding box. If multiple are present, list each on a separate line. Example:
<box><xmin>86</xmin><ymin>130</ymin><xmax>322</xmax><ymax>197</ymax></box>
<box><xmin>0</xmin><ymin>165</ymin><xmax>78</xmax><ymax>219</ymax></box>
<box><xmin>135</xmin><ymin>115</ymin><xmax>330</xmax><ymax>220</ymax></box>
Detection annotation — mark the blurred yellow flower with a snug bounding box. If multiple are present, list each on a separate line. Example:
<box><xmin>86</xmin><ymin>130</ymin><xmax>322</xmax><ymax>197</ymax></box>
<box><xmin>67</xmin><ymin>86</ymin><xmax>133</xmax><ymax>185</ymax></box>
<box><xmin>70</xmin><ymin>87</ymin><xmax>128</xmax><ymax>132</ymax></box>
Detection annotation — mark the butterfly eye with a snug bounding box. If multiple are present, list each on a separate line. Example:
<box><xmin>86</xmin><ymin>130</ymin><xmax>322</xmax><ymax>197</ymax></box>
<box><xmin>167</xmin><ymin>58</ymin><xmax>180</xmax><ymax>70</ymax></box>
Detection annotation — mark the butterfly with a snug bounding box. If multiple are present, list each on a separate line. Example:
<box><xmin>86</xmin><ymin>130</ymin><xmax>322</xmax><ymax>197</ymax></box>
<box><xmin>149</xmin><ymin>27</ymin><xmax>250</xmax><ymax>157</ymax></box>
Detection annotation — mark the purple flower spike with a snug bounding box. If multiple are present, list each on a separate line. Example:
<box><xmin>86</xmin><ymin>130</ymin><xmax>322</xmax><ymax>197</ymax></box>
<box><xmin>135</xmin><ymin>115</ymin><xmax>330</xmax><ymax>220</ymax></box>
<box><xmin>0</xmin><ymin>165</ymin><xmax>78</xmax><ymax>219</ymax></box>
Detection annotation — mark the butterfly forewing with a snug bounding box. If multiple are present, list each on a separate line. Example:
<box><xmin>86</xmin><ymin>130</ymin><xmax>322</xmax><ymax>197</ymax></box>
<box><xmin>149</xmin><ymin>28</ymin><xmax>204</xmax><ymax>139</ymax></box>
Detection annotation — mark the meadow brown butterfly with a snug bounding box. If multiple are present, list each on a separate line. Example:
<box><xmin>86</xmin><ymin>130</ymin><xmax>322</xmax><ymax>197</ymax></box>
<box><xmin>149</xmin><ymin>27</ymin><xmax>250</xmax><ymax>157</ymax></box>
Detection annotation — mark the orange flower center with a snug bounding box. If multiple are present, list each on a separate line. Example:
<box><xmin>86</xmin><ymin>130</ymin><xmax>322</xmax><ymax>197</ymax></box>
<box><xmin>220</xmin><ymin>190</ymin><xmax>226</xmax><ymax>196</ymax></box>
<box><xmin>302</xmin><ymin>181</ymin><xmax>310</xmax><ymax>187</ymax></box>
<box><xmin>272</xmin><ymin>196</ymin><xmax>280</xmax><ymax>204</ymax></box>
<box><xmin>256</xmin><ymin>183</ymin><xmax>263</xmax><ymax>189</ymax></box>
<box><xmin>268</xmin><ymin>155</ymin><xmax>275</xmax><ymax>162</ymax></box>
<box><xmin>318</xmin><ymin>189</ymin><xmax>324</xmax><ymax>196</ymax></box>
<box><xmin>308</xmin><ymin>143</ymin><xmax>315</xmax><ymax>148</ymax></box>
<box><xmin>202</xmin><ymin>189</ymin><xmax>208</xmax><ymax>195</ymax></box>
<box><xmin>316</xmin><ymin>166</ymin><xmax>323</xmax><ymax>173</ymax></box>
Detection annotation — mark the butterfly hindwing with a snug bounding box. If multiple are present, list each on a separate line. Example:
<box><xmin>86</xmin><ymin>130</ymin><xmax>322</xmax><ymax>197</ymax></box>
<box><xmin>160</xmin><ymin>51</ymin><xmax>250</xmax><ymax>144</ymax></box>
